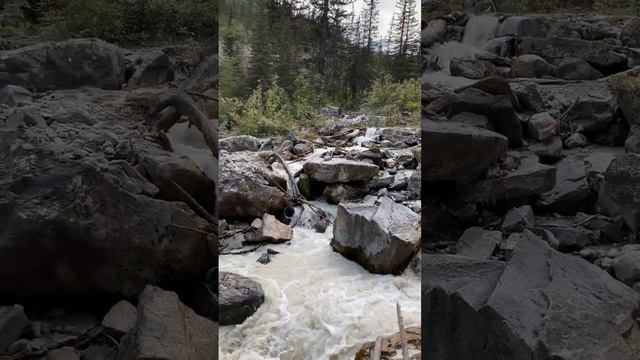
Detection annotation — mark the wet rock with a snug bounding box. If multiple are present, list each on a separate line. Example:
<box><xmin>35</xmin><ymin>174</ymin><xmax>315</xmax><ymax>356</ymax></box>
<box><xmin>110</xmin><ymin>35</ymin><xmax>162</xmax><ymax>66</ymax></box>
<box><xmin>303</xmin><ymin>158</ymin><xmax>378</xmax><ymax>183</ymax></box>
<box><xmin>408</xmin><ymin>167</ymin><xmax>421</xmax><ymax>196</ymax></box>
<box><xmin>0</xmin><ymin>39</ymin><xmax>125</xmax><ymax>91</ymax></box>
<box><xmin>564</xmin><ymin>82</ymin><xmax>617</xmax><ymax>136</ymax></box>
<box><xmin>48</xmin><ymin>347</ymin><xmax>80</xmax><ymax>360</ymax></box>
<box><xmin>0</xmin><ymin>84</ymin><xmax>31</xmax><ymax>106</ymax></box>
<box><xmin>612</xmin><ymin>248</ymin><xmax>640</xmax><ymax>285</ymax></box>
<box><xmin>0</xmin><ymin>305</ymin><xmax>28</xmax><ymax>352</ymax></box>
<box><xmin>459</xmin><ymin>152</ymin><xmax>556</xmax><ymax>204</ymax></box>
<box><xmin>606</xmin><ymin>67</ymin><xmax>640</xmax><ymax>153</ymax></box>
<box><xmin>484</xmin><ymin>35</ymin><xmax>517</xmax><ymax>58</ymax></box>
<box><xmin>384</xmin><ymin>148</ymin><xmax>415</xmax><ymax>168</ymax></box>
<box><xmin>497</xmin><ymin>16</ymin><xmax>547</xmax><ymax>38</ymax></box>
<box><xmin>140</xmin><ymin>150</ymin><xmax>214</xmax><ymax>209</ymax></box>
<box><xmin>449</xmin><ymin>112</ymin><xmax>491</xmax><ymax>128</ymax></box>
<box><xmin>219</xmin><ymin>135</ymin><xmax>261</xmax><ymax>152</ymax></box>
<box><xmin>456</xmin><ymin>227</ymin><xmax>500</xmax><ymax>260</ymax></box>
<box><xmin>0</xmin><ymin>129</ymin><xmax>213</xmax><ymax>301</ymax></box>
<box><xmin>598</xmin><ymin>154</ymin><xmax>640</xmax><ymax>232</ymax></box>
<box><xmin>292</xmin><ymin>142</ymin><xmax>313</xmax><ymax>156</ymax></box>
<box><xmin>323</xmin><ymin>183</ymin><xmax>367</xmax><ymax>204</ymax></box>
<box><xmin>127</xmin><ymin>50</ymin><xmax>174</xmax><ymax>88</ymax></box>
<box><xmin>219</xmin><ymin>272</ymin><xmax>264</xmax><ymax>326</ymax></box>
<box><xmin>297</xmin><ymin>173</ymin><xmax>312</xmax><ymax>199</ymax></box>
<box><xmin>444</xmin><ymin>88</ymin><xmax>523</xmax><ymax>147</ymax></box>
<box><xmin>424</xmin><ymin>231</ymin><xmax>640</xmax><ymax>360</ymax></box>
<box><xmin>257</xmin><ymin>252</ymin><xmax>272</xmax><ymax>264</ymax></box>
<box><xmin>529</xmin><ymin>136</ymin><xmax>563</xmax><ymax>163</ymax></box>
<box><xmin>219</xmin><ymin>152</ymin><xmax>292</xmax><ymax>219</ymax></box>
<box><xmin>502</xmin><ymin>205</ymin><xmax>535</xmax><ymax>233</ymax></box>
<box><xmin>117</xmin><ymin>286</ymin><xmax>217</xmax><ymax>360</ymax></box>
<box><xmin>423</xmin><ymin>19</ymin><xmax>447</xmax><ymax>48</ymax></box>
<box><xmin>332</xmin><ymin>197</ymin><xmax>420</xmax><ymax>274</ymax></box>
<box><xmin>511</xmin><ymin>54</ymin><xmax>556</xmax><ymax>78</ymax></box>
<box><xmin>376</xmin><ymin>127</ymin><xmax>419</xmax><ymax>146</ymax></box>
<box><xmin>535</xmin><ymin>217</ymin><xmax>597</xmax><ymax>251</ymax></box>
<box><xmin>537</xmin><ymin>156</ymin><xmax>591</xmax><ymax>215</ymax></box>
<box><xmin>557</xmin><ymin>57</ymin><xmax>603</xmax><ymax>80</ymax></box>
<box><xmin>422</xmin><ymin>120</ymin><xmax>507</xmax><ymax>182</ymax></box>
<box><xmin>450</xmin><ymin>58</ymin><xmax>496</xmax><ymax>79</ymax></box>
<box><xmin>511</xmin><ymin>81</ymin><xmax>547</xmax><ymax>112</ymax></box>
<box><xmin>519</xmin><ymin>37</ymin><xmax>628</xmax><ymax>73</ymax></box>
<box><xmin>565</xmin><ymin>132</ymin><xmax>588</xmax><ymax>148</ymax></box>
<box><xmin>389</xmin><ymin>172</ymin><xmax>409</xmax><ymax>191</ymax></box>
<box><xmin>102</xmin><ymin>300</ymin><xmax>137</xmax><ymax>337</ymax></box>
<box><xmin>253</xmin><ymin>214</ymin><xmax>293</xmax><ymax>243</ymax></box>
<box><xmin>527</xmin><ymin>112</ymin><xmax>557</xmax><ymax>141</ymax></box>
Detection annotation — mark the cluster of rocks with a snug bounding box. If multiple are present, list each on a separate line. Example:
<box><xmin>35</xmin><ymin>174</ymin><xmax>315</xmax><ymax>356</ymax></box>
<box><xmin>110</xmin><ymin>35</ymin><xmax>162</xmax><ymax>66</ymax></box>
<box><xmin>1</xmin><ymin>36</ymin><xmax>218</xmax><ymax>359</ymax></box>
<box><xmin>218</xmin><ymin>121</ymin><xmax>422</xmax><ymax>326</ymax></box>
<box><xmin>423</xmin><ymin>8</ymin><xmax>640</xmax><ymax>360</ymax></box>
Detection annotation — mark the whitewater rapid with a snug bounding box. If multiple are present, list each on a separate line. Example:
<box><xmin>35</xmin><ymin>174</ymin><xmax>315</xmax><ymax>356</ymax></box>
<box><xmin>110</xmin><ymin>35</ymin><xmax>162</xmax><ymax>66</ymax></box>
<box><xmin>218</xmin><ymin>216</ymin><xmax>421</xmax><ymax>359</ymax></box>
<box><xmin>425</xmin><ymin>14</ymin><xmax>500</xmax><ymax>90</ymax></box>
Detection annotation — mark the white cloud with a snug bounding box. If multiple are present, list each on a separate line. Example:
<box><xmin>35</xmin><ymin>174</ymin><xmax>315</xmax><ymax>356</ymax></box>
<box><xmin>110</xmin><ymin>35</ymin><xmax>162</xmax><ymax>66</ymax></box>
<box><xmin>351</xmin><ymin>0</ymin><xmax>421</xmax><ymax>40</ymax></box>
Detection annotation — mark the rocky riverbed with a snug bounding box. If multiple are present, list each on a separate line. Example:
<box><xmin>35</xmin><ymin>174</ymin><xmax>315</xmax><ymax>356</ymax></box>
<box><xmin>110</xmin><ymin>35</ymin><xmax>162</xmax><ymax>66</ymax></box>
<box><xmin>0</xmin><ymin>37</ymin><xmax>219</xmax><ymax>359</ymax></box>
<box><xmin>422</xmin><ymin>3</ymin><xmax>640</xmax><ymax>359</ymax></box>
<box><xmin>217</xmin><ymin>118</ymin><xmax>422</xmax><ymax>359</ymax></box>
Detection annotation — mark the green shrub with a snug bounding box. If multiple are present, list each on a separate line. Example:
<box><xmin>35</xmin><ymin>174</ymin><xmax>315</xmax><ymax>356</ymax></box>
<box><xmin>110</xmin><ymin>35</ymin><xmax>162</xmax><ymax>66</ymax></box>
<box><xmin>47</xmin><ymin>0</ymin><xmax>216</xmax><ymax>43</ymax></box>
<box><xmin>365</xmin><ymin>75</ymin><xmax>420</xmax><ymax>114</ymax></box>
<box><xmin>222</xmin><ymin>81</ymin><xmax>322</xmax><ymax>136</ymax></box>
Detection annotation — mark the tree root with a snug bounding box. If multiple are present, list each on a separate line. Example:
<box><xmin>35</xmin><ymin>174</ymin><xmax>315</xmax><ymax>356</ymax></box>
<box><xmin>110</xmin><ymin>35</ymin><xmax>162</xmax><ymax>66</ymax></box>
<box><xmin>148</xmin><ymin>92</ymin><xmax>218</xmax><ymax>157</ymax></box>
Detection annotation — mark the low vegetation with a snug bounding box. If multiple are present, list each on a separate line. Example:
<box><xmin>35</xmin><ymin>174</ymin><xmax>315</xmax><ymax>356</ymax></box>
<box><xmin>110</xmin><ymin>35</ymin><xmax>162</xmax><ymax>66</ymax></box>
<box><xmin>0</xmin><ymin>0</ymin><xmax>217</xmax><ymax>43</ymax></box>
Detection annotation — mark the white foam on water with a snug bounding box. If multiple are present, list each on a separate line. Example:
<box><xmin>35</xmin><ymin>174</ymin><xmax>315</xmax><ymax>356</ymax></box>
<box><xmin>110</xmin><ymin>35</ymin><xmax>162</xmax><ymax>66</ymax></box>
<box><xmin>354</xmin><ymin>127</ymin><xmax>378</xmax><ymax>148</ymax></box>
<box><xmin>462</xmin><ymin>14</ymin><xmax>500</xmax><ymax>48</ymax></box>
<box><xmin>219</xmin><ymin>210</ymin><xmax>420</xmax><ymax>360</ymax></box>
<box><xmin>424</xmin><ymin>14</ymin><xmax>499</xmax><ymax>90</ymax></box>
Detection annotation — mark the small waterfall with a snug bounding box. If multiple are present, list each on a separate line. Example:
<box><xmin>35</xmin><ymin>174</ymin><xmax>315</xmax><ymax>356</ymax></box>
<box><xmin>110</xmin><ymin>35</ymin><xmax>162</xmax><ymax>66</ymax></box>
<box><xmin>462</xmin><ymin>14</ymin><xmax>500</xmax><ymax>47</ymax></box>
<box><xmin>425</xmin><ymin>14</ymin><xmax>500</xmax><ymax>89</ymax></box>
<box><xmin>355</xmin><ymin>127</ymin><xmax>378</xmax><ymax>147</ymax></box>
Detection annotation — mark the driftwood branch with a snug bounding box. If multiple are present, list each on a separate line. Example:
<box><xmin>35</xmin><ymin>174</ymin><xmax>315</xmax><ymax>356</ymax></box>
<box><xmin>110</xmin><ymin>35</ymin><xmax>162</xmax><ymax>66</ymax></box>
<box><xmin>149</xmin><ymin>92</ymin><xmax>218</xmax><ymax>157</ymax></box>
<box><xmin>371</xmin><ymin>336</ymin><xmax>383</xmax><ymax>360</ymax></box>
<box><xmin>397</xmin><ymin>302</ymin><xmax>409</xmax><ymax>360</ymax></box>
<box><xmin>170</xmin><ymin>181</ymin><xmax>216</xmax><ymax>224</ymax></box>
<box><xmin>268</xmin><ymin>151</ymin><xmax>301</xmax><ymax>199</ymax></box>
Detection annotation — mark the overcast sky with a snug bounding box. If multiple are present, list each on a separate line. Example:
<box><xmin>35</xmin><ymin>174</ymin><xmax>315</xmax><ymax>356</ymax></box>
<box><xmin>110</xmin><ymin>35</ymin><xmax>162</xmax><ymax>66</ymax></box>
<box><xmin>351</xmin><ymin>0</ymin><xmax>421</xmax><ymax>40</ymax></box>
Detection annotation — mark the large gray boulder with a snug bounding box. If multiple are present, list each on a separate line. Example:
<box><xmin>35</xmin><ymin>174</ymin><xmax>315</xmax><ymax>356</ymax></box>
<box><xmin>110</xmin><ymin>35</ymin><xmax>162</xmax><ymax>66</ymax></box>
<box><xmin>607</xmin><ymin>67</ymin><xmax>640</xmax><ymax>153</ymax></box>
<box><xmin>0</xmin><ymin>126</ymin><xmax>213</xmax><ymax>301</ymax></box>
<box><xmin>0</xmin><ymin>305</ymin><xmax>29</xmax><ymax>352</ymax></box>
<box><xmin>332</xmin><ymin>197</ymin><xmax>420</xmax><ymax>274</ymax></box>
<box><xmin>459</xmin><ymin>152</ymin><xmax>556</xmax><ymax>204</ymax></box>
<box><xmin>442</xmin><ymin>87</ymin><xmax>524</xmax><ymax>147</ymax></box>
<box><xmin>422</xmin><ymin>120</ymin><xmax>508</xmax><ymax>183</ymax></box>
<box><xmin>598</xmin><ymin>154</ymin><xmax>640</xmax><ymax>232</ymax></box>
<box><xmin>537</xmin><ymin>156</ymin><xmax>591</xmax><ymax>215</ymax></box>
<box><xmin>563</xmin><ymin>82</ymin><xmax>618</xmax><ymax>136</ymax></box>
<box><xmin>117</xmin><ymin>286</ymin><xmax>217</xmax><ymax>360</ymax></box>
<box><xmin>424</xmin><ymin>231</ymin><xmax>640</xmax><ymax>359</ymax></box>
<box><xmin>126</xmin><ymin>50</ymin><xmax>174</xmax><ymax>88</ymax></box>
<box><xmin>219</xmin><ymin>152</ymin><xmax>292</xmax><ymax>220</ymax></box>
<box><xmin>0</xmin><ymin>39</ymin><xmax>126</xmax><ymax>91</ymax></box>
<box><xmin>219</xmin><ymin>135</ymin><xmax>262</xmax><ymax>153</ymax></box>
<box><xmin>219</xmin><ymin>272</ymin><xmax>265</xmax><ymax>326</ymax></box>
<box><xmin>303</xmin><ymin>158</ymin><xmax>379</xmax><ymax>183</ymax></box>
<box><xmin>510</xmin><ymin>54</ymin><xmax>556</xmax><ymax>78</ymax></box>
<box><xmin>519</xmin><ymin>37</ymin><xmax>628</xmax><ymax>73</ymax></box>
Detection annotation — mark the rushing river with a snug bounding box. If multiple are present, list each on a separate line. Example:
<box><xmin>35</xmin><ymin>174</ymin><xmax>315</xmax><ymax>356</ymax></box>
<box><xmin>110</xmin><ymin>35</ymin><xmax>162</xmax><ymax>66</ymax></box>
<box><xmin>218</xmin><ymin>215</ymin><xmax>421</xmax><ymax>359</ymax></box>
<box><xmin>218</xmin><ymin>137</ymin><xmax>421</xmax><ymax>359</ymax></box>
